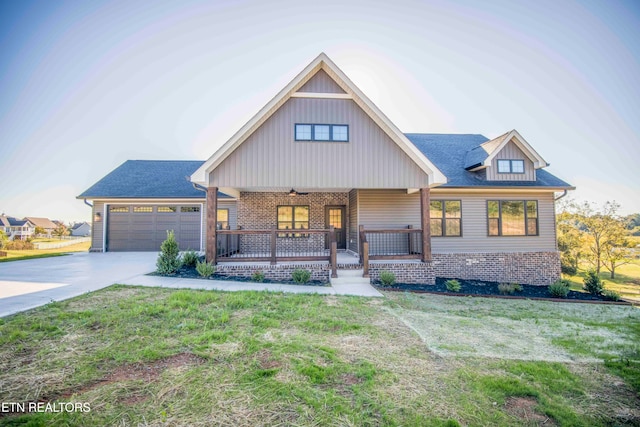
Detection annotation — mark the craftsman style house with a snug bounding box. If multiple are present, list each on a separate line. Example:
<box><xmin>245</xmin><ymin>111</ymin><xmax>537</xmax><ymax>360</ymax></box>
<box><xmin>79</xmin><ymin>53</ymin><xmax>573</xmax><ymax>285</ymax></box>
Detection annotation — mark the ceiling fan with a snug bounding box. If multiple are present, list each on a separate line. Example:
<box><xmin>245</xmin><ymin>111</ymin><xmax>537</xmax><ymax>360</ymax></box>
<box><xmin>288</xmin><ymin>188</ymin><xmax>309</xmax><ymax>196</ymax></box>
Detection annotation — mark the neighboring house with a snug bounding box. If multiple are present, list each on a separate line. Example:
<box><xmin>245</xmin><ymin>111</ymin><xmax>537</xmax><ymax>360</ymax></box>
<box><xmin>79</xmin><ymin>53</ymin><xmax>573</xmax><ymax>285</ymax></box>
<box><xmin>0</xmin><ymin>216</ymin><xmax>35</xmax><ymax>240</ymax></box>
<box><xmin>25</xmin><ymin>217</ymin><xmax>58</xmax><ymax>237</ymax></box>
<box><xmin>70</xmin><ymin>222</ymin><xmax>92</xmax><ymax>237</ymax></box>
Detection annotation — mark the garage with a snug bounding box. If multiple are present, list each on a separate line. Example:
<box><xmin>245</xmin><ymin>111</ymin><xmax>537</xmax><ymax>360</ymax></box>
<box><xmin>106</xmin><ymin>204</ymin><xmax>201</xmax><ymax>251</ymax></box>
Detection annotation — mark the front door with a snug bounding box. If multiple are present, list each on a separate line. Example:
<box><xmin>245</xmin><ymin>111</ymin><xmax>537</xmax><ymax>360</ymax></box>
<box><xmin>325</xmin><ymin>206</ymin><xmax>346</xmax><ymax>250</ymax></box>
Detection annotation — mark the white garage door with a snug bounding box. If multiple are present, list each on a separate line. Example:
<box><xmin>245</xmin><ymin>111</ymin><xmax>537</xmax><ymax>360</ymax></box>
<box><xmin>107</xmin><ymin>204</ymin><xmax>201</xmax><ymax>251</ymax></box>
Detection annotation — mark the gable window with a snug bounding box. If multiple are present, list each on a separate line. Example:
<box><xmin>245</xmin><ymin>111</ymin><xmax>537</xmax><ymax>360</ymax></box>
<box><xmin>497</xmin><ymin>159</ymin><xmax>525</xmax><ymax>174</ymax></box>
<box><xmin>430</xmin><ymin>200</ymin><xmax>461</xmax><ymax>237</ymax></box>
<box><xmin>277</xmin><ymin>206</ymin><xmax>309</xmax><ymax>237</ymax></box>
<box><xmin>488</xmin><ymin>200</ymin><xmax>538</xmax><ymax>236</ymax></box>
<box><xmin>295</xmin><ymin>124</ymin><xmax>349</xmax><ymax>142</ymax></box>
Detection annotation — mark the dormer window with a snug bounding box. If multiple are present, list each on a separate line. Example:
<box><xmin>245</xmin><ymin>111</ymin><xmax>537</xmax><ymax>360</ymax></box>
<box><xmin>497</xmin><ymin>159</ymin><xmax>524</xmax><ymax>174</ymax></box>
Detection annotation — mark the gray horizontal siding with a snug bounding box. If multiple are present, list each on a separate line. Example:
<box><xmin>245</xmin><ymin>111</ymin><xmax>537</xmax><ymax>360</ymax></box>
<box><xmin>357</xmin><ymin>189</ymin><xmax>557</xmax><ymax>253</ymax></box>
<box><xmin>298</xmin><ymin>69</ymin><xmax>346</xmax><ymax>93</ymax></box>
<box><xmin>210</xmin><ymin>98</ymin><xmax>430</xmax><ymax>189</ymax></box>
<box><xmin>487</xmin><ymin>140</ymin><xmax>536</xmax><ymax>181</ymax></box>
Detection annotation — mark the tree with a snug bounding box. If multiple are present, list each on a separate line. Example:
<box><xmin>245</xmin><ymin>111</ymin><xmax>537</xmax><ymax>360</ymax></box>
<box><xmin>556</xmin><ymin>207</ymin><xmax>585</xmax><ymax>275</ymax></box>
<box><xmin>0</xmin><ymin>230</ymin><xmax>7</xmax><ymax>249</ymax></box>
<box><xmin>52</xmin><ymin>223</ymin><xmax>69</xmax><ymax>239</ymax></box>
<box><xmin>34</xmin><ymin>226</ymin><xmax>46</xmax><ymax>237</ymax></box>
<box><xmin>602</xmin><ymin>237</ymin><xmax>634</xmax><ymax>279</ymax></box>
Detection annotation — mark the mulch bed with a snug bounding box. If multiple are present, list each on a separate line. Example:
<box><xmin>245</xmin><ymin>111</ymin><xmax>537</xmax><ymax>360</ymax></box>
<box><xmin>376</xmin><ymin>278</ymin><xmax>631</xmax><ymax>305</ymax></box>
<box><xmin>149</xmin><ymin>265</ymin><xmax>329</xmax><ymax>287</ymax></box>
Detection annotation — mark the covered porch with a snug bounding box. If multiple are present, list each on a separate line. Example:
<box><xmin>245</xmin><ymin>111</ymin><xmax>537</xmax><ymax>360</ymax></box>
<box><xmin>205</xmin><ymin>187</ymin><xmax>433</xmax><ymax>279</ymax></box>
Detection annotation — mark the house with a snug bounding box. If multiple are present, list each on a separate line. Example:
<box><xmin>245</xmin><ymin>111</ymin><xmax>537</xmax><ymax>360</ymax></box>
<box><xmin>70</xmin><ymin>222</ymin><xmax>92</xmax><ymax>237</ymax></box>
<box><xmin>25</xmin><ymin>217</ymin><xmax>58</xmax><ymax>237</ymax></box>
<box><xmin>0</xmin><ymin>216</ymin><xmax>35</xmax><ymax>240</ymax></box>
<box><xmin>79</xmin><ymin>53</ymin><xmax>573</xmax><ymax>285</ymax></box>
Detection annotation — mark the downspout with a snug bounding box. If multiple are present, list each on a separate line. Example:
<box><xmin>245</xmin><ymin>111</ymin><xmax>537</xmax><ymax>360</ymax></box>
<box><xmin>554</xmin><ymin>190</ymin><xmax>568</xmax><ymax>201</ymax></box>
<box><xmin>83</xmin><ymin>199</ymin><xmax>93</xmax><ymax>208</ymax></box>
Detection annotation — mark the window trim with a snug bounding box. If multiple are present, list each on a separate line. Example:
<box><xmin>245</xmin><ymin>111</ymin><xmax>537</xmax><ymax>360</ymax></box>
<box><xmin>430</xmin><ymin>199</ymin><xmax>462</xmax><ymax>237</ymax></box>
<box><xmin>487</xmin><ymin>200</ymin><xmax>538</xmax><ymax>237</ymax></box>
<box><xmin>276</xmin><ymin>205</ymin><xmax>310</xmax><ymax>238</ymax></box>
<box><xmin>497</xmin><ymin>159</ymin><xmax>525</xmax><ymax>174</ymax></box>
<box><xmin>295</xmin><ymin>123</ymin><xmax>349</xmax><ymax>142</ymax></box>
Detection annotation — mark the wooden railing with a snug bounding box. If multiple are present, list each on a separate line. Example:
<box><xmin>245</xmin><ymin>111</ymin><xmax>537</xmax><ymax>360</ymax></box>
<box><xmin>216</xmin><ymin>226</ymin><xmax>337</xmax><ymax>278</ymax></box>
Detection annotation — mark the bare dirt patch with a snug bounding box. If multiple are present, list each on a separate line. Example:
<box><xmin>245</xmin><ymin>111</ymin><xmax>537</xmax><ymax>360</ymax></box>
<box><xmin>505</xmin><ymin>397</ymin><xmax>557</xmax><ymax>426</ymax></box>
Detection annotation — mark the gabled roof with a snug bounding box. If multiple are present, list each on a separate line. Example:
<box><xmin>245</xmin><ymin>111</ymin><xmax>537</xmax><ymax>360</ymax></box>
<box><xmin>405</xmin><ymin>133</ymin><xmax>573</xmax><ymax>189</ymax></box>
<box><xmin>78</xmin><ymin>160</ymin><xmax>233</xmax><ymax>200</ymax></box>
<box><xmin>71</xmin><ymin>222</ymin><xmax>90</xmax><ymax>230</ymax></box>
<box><xmin>191</xmin><ymin>53</ymin><xmax>447</xmax><ymax>187</ymax></box>
<box><xmin>0</xmin><ymin>216</ymin><xmax>34</xmax><ymax>227</ymax></box>
<box><xmin>463</xmin><ymin>129</ymin><xmax>549</xmax><ymax>171</ymax></box>
<box><xmin>25</xmin><ymin>217</ymin><xmax>58</xmax><ymax>229</ymax></box>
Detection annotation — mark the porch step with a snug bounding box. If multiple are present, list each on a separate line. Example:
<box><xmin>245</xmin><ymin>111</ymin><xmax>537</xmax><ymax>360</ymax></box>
<box><xmin>335</xmin><ymin>269</ymin><xmax>364</xmax><ymax>278</ymax></box>
<box><xmin>330</xmin><ymin>269</ymin><xmax>370</xmax><ymax>287</ymax></box>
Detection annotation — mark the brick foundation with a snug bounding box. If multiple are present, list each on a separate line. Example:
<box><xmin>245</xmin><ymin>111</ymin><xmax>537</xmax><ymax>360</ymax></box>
<box><xmin>216</xmin><ymin>263</ymin><xmax>331</xmax><ymax>283</ymax></box>
<box><xmin>369</xmin><ymin>262</ymin><xmax>435</xmax><ymax>284</ymax></box>
<box><xmin>432</xmin><ymin>251</ymin><xmax>561</xmax><ymax>285</ymax></box>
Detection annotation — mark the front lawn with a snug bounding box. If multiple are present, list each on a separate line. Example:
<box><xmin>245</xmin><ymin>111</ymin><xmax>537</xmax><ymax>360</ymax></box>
<box><xmin>0</xmin><ymin>287</ymin><xmax>638</xmax><ymax>426</ymax></box>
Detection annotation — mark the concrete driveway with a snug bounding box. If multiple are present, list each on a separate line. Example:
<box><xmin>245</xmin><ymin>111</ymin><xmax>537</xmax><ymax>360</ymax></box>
<box><xmin>0</xmin><ymin>252</ymin><xmax>157</xmax><ymax>317</ymax></box>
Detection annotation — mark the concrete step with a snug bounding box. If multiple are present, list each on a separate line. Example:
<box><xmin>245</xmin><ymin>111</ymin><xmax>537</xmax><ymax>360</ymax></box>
<box><xmin>335</xmin><ymin>269</ymin><xmax>364</xmax><ymax>278</ymax></box>
<box><xmin>330</xmin><ymin>277</ymin><xmax>371</xmax><ymax>286</ymax></box>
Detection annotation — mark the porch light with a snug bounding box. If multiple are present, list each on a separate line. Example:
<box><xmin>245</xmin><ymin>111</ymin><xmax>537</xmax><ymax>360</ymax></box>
<box><xmin>94</xmin><ymin>212</ymin><xmax>102</xmax><ymax>222</ymax></box>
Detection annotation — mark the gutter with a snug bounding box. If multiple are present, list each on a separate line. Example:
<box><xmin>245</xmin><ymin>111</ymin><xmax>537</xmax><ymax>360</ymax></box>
<box><xmin>554</xmin><ymin>189</ymin><xmax>568</xmax><ymax>201</ymax></box>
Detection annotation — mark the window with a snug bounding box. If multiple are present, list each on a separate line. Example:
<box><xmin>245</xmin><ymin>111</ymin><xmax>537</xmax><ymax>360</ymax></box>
<box><xmin>217</xmin><ymin>209</ymin><xmax>229</xmax><ymax>229</ymax></box>
<box><xmin>497</xmin><ymin>159</ymin><xmax>525</xmax><ymax>174</ymax></box>
<box><xmin>295</xmin><ymin>124</ymin><xmax>349</xmax><ymax>142</ymax></box>
<box><xmin>277</xmin><ymin>206</ymin><xmax>309</xmax><ymax>237</ymax></box>
<box><xmin>109</xmin><ymin>206</ymin><xmax>129</xmax><ymax>213</ymax></box>
<box><xmin>488</xmin><ymin>200</ymin><xmax>538</xmax><ymax>236</ymax></box>
<box><xmin>430</xmin><ymin>200</ymin><xmax>461</xmax><ymax>237</ymax></box>
<box><xmin>133</xmin><ymin>206</ymin><xmax>153</xmax><ymax>213</ymax></box>
<box><xmin>180</xmin><ymin>206</ymin><xmax>200</xmax><ymax>213</ymax></box>
<box><xmin>158</xmin><ymin>206</ymin><xmax>177</xmax><ymax>213</ymax></box>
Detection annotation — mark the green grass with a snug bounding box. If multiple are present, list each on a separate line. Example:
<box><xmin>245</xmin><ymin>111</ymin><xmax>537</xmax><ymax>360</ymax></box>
<box><xmin>563</xmin><ymin>259</ymin><xmax>640</xmax><ymax>303</ymax></box>
<box><xmin>0</xmin><ymin>241</ymin><xmax>90</xmax><ymax>262</ymax></box>
<box><xmin>1</xmin><ymin>287</ymin><xmax>639</xmax><ymax>426</ymax></box>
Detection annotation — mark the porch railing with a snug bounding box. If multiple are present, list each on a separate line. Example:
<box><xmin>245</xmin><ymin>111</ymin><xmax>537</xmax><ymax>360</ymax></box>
<box><xmin>359</xmin><ymin>225</ymin><xmax>423</xmax><ymax>277</ymax></box>
<box><xmin>215</xmin><ymin>226</ymin><xmax>337</xmax><ymax>278</ymax></box>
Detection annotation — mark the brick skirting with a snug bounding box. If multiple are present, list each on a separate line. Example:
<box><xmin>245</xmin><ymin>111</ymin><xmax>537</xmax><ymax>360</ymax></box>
<box><xmin>216</xmin><ymin>263</ymin><xmax>331</xmax><ymax>283</ymax></box>
<box><xmin>369</xmin><ymin>262</ymin><xmax>435</xmax><ymax>284</ymax></box>
<box><xmin>432</xmin><ymin>252</ymin><xmax>561</xmax><ymax>285</ymax></box>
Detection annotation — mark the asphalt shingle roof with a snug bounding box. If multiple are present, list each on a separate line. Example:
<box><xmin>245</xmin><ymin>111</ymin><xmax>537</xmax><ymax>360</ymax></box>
<box><xmin>78</xmin><ymin>160</ymin><xmax>232</xmax><ymax>199</ymax></box>
<box><xmin>404</xmin><ymin>133</ymin><xmax>573</xmax><ymax>188</ymax></box>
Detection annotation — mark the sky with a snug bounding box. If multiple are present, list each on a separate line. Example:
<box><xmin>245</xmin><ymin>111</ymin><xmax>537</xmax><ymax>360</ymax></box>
<box><xmin>0</xmin><ymin>0</ymin><xmax>639</xmax><ymax>223</ymax></box>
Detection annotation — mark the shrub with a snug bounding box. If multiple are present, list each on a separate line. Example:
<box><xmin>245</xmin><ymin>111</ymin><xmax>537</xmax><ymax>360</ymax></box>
<box><xmin>445</xmin><ymin>279</ymin><xmax>461</xmax><ymax>292</ymax></box>
<box><xmin>602</xmin><ymin>289</ymin><xmax>621</xmax><ymax>301</ymax></box>
<box><xmin>251</xmin><ymin>270</ymin><xmax>265</xmax><ymax>283</ymax></box>
<box><xmin>498</xmin><ymin>283</ymin><xmax>522</xmax><ymax>295</ymax></box>
<box><xmin>181</xmin><ymin>250</ymin><xmax>199</xmax><ymax>267</ymax></box>
<box><xmin>583</xmin><ymin>270</ymin><xmax>604</xmax><ymax>295</ymax></box>
<box><xmin>5</xmin><ymin>240</ymin><xmax>34</xmax><ymax>250</ymax></box>
<box><xmin>196</xmin><ymin>260</ymin><xmax>215</xmax><ymax>278</ymax></box>
<box><xmin>292</xmin><ymin>269</ymin><xmax>311</xmax><ymax>284</ymax></box>
<box><xmin>379</xmin><ymin>271</ymin><xmax>396</xmax><ymax>287</ymax></box>
<box><xmin>560</xmin><ymin>256</ymin><xmax>578</xmax><ymax>276</ymax></box>
<box><xmin>156</xmin><ymin>230</ymin><xmax>182</xmax><ymax>274</ymax></box>
<box><xmin>548</xmin><ymin>279</ymin><xmax>571</xmax><ymax>298</ymax></box>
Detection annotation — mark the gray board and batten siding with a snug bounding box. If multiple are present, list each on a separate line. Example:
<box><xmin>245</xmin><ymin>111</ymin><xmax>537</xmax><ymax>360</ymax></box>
<box><xmin>355</xmin><ymin>189</ymin><xmax>557</xmax><ymax>254</ymax></box>
<box><xmin>487</xmin><ymin>140</ymin><xmax>537</xmax><ymax>181</ymax></box>
<box><xmin>209</xmin><ymin>97</ymin><xmax>430</xmax><ymax>189</ymax></box>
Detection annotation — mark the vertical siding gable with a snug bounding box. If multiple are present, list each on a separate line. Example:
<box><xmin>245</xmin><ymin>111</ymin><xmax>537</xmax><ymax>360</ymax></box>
<box><xmin>209</xmin><ymin>97</ymin><xmax>430</xmax><ymax>189</ymax></box>
<box><xmin>486</xmin><ymin>139</ymin><xmax>536</xmax><ymax>181</ymax></box>
<box><xmin>297</xmin><ymin>69</ymin><xmax>347</xmax><ymax>94</ymax></box>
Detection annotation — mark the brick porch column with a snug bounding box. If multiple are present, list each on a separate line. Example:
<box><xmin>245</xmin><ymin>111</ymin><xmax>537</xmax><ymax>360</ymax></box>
<box><xmin>420</xmin><ymin>187</ymin><xmax>432</xmax><ymax>262</ymax></box>
<box><xmin>206</xmin><ymin>187</ymin><xmax>218</xmax><ymax>263</ymax></box>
